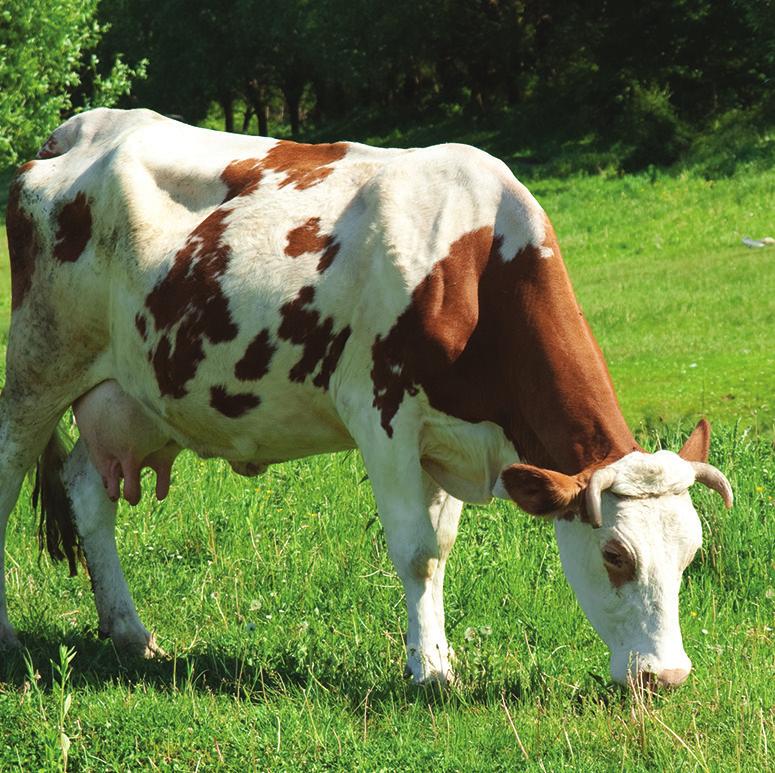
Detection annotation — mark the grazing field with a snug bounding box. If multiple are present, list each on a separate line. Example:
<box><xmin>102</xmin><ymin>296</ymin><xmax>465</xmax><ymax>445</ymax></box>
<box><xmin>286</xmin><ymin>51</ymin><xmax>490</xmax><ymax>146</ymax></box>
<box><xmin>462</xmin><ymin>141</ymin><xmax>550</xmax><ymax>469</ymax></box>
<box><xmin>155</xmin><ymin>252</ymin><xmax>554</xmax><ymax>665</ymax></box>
<box><xmin>0</xmin><ymin>164</ymin><xmax>773</xmax><ymax>769</ymax></box>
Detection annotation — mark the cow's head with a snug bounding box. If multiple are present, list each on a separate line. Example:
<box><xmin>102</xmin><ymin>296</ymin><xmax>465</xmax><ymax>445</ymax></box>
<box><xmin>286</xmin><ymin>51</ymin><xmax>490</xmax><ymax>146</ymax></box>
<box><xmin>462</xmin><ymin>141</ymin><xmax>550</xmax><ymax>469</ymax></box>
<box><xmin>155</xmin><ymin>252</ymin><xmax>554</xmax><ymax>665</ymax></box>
<box><xmin>492</xmin><ymin>420</ymin><xmax>733</xmax><ymax>688</ymax></box>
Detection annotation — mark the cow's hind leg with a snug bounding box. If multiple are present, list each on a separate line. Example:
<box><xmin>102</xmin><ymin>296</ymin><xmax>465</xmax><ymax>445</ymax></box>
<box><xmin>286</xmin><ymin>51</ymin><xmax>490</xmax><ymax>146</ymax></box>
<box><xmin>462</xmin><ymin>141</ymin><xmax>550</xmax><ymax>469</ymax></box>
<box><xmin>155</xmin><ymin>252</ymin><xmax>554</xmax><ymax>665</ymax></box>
<box><xmin>0</xmin><ymin>395</ymin><xmax>64</xmax><ymax>648</ymax></box>
<box><xmin>61</xmin><ymin>439</ymin><xmax>161</xmax><ymax>657</ymax></box>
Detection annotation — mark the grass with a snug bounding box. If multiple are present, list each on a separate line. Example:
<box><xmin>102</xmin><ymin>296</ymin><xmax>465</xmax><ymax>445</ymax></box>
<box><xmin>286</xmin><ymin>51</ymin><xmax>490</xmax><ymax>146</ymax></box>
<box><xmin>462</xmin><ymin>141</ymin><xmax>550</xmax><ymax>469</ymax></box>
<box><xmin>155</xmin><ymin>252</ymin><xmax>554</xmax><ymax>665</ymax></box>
<box><xmin>541</xmin><ymin>170</ymin><xmax>775</xmax><ymax>435</ymax></box>
<box><xmin>0</xmin><ymin>157</ymin><xmax>773</xmax><ymax>769</ymax></box>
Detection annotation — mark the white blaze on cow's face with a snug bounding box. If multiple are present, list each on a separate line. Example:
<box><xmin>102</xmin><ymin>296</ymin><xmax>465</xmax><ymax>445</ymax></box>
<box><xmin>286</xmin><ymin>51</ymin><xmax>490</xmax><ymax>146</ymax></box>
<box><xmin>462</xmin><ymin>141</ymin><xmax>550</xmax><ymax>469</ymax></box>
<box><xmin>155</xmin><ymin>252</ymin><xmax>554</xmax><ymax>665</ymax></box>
<box><xmin>554</xmin><ymin>451</ymin><xmax>703</xmax><ymax>686</ymax></box>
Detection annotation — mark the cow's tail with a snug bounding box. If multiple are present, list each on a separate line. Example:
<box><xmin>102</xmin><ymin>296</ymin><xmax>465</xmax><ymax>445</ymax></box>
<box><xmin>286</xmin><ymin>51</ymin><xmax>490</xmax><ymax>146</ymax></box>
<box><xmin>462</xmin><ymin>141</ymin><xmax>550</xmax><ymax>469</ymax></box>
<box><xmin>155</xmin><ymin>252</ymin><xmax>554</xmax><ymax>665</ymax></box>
<box><xmin>31</xmin><ymin>427</ymin><xmax>82</xmax><ymax>577</ymax></box>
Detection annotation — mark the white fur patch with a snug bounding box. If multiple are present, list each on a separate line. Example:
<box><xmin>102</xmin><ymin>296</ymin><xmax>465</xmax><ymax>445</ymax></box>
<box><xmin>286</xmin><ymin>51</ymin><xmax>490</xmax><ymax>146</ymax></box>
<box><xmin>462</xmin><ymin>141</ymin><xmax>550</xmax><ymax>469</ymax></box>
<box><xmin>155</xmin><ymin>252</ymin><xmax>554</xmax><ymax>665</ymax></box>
<box><xmin>607</xmin><ymin>451</ymin><xmax>695</xmax><ymax>498</ymax></box>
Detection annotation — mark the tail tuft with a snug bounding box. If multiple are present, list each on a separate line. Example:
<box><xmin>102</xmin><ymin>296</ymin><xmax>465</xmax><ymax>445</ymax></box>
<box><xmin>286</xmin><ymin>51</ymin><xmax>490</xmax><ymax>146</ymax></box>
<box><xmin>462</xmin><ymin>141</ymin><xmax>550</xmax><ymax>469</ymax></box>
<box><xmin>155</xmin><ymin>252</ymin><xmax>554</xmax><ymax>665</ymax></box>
<box><xmin>32</xmin><ymin>428</ymin><xmax>82</xmax><ymax>577</ymax></box>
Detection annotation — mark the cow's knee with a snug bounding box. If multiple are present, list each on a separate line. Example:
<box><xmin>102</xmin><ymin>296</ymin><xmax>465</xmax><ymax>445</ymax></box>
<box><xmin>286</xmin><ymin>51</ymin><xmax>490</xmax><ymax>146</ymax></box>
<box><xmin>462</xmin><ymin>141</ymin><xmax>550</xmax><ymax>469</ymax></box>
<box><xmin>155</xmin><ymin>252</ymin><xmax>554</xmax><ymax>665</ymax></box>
<box><xmin>409</xmin><ymin>547</ymin><xmax>439</xmax><ymax>581</ymax></box>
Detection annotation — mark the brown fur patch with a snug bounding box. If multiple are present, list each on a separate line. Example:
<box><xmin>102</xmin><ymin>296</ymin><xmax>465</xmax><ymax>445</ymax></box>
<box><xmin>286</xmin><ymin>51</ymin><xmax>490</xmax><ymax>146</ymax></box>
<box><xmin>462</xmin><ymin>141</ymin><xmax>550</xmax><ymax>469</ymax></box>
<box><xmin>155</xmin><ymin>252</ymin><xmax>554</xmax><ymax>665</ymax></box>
<box><xmin>146</xmin><ymin>207</ymin><xmax>238</xmax><ymax>397</ymax></box>
<box><xmin>221</xmin><ymin>140</ymin><xmax>347</xmax><ymax>204</ymax></box>
<box><xmin>372</xmin><ymin>228</ymin><xmax>494</xmax><ymax>438</ymax></box>
<box><xmin>5</xmin><ymin>162</ymin><xmax>38</xmax><ymax>311</ymax></box>
<box><xmin>371</xmin><ymin>220</ymin><xmax>639</xmax><ymax>472</ymax></box>
<box><xmin>235</xmin><ymin>329</ymin><xmax>276</xmax><ymax>381</ymax></box>
<box><xmin>220</xmin><ymin>141</ymin><xmax>347</xmax><ymax>202</ymax></box>
<box><xmin>278</xmin><ymin>286</ymin><xmax>351</xmax><ymax>389</ymax></box>
<box><xmin>602</xmin><ymin>538</ymin><xmax>636</xmax><ymax>588</ymax></box>
<box><xmin>36</xmin><ymin>132</ymin><xmax>61</xmax><ymax>159</ymax></box>
<box><xmin>285</xmin><ymin>217</ymin><xmax>329</xmax><ymax>256</ymax></box>
<box><xmin>135</xmin><ymin>313</ymin><xmax>148</xmax><ymax>341</ymax></box>
<box><xmin>54</xmin><ymin>192</ymin><xmax>92</xmax><ymax>262</ymax></box>
<box><xmin>284</xmin><ymin>217</ymin><xmax>341</xmax><ymax>272</ymax></box>
<box><xmin>262</xmin><ymin>141</ymin><xmax>347</xmax><ymax>190</ymax></box>
<box><xmin>220</xmin><ymin>158</ymin><xmax>264</xmax><ymax>201</ymax></box>
<box><xmin>500</xmin><ymin>464</ymin><xmax>582</xmax><ymax>516</ymax></box>
<box><xmin>314</xmin><ymin>326</ymin><xmax>351</xmax><ymax>389</ymax></box>
<box><xmin>209</xmin><ymin>385</ymin><xmax>260</xmax><ymax>418</ymax></box>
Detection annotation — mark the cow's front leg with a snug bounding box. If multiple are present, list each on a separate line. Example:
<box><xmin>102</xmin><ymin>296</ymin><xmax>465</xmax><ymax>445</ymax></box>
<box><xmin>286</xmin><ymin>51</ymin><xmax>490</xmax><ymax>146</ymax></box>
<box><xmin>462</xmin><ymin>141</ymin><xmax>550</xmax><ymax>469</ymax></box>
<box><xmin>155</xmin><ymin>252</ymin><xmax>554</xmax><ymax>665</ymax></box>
<box><xmin>358</xmin><ymin>446</ymin><xmax>453</xmax><ymax>684</ymax></box>
<box><xmin>424</xmin><ymin>475</ymin><xmax>464</xmax><ymax>649</ymax></box>
<box><xmin>62</xmin><ymin>439</ymin><xmax>162</xmax><ymax>658</ymax></box>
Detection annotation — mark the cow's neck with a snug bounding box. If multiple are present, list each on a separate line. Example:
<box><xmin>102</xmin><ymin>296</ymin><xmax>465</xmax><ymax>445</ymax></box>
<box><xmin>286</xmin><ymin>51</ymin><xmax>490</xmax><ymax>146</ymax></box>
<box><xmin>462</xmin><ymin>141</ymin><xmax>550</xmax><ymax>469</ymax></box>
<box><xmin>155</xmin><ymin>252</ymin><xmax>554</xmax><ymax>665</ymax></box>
<box><xmin>501</xmin><ymin>230</ymin><xmax>639</xmax><ymax>474</ymax></box>
<box><xmin>421</xmin><ymin>223</ymin><xmax>640</xmax><ymax>476</ymax></box>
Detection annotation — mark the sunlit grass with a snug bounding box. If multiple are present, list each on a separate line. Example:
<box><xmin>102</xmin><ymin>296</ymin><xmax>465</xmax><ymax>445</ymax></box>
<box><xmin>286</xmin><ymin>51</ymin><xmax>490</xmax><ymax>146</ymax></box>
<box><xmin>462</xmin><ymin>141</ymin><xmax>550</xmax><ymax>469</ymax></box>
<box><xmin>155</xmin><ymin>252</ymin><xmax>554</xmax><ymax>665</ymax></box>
<box><xmin>0</xmin><ymin>429</ymin><xmax>772</xmax><ymax>769</ymax></box>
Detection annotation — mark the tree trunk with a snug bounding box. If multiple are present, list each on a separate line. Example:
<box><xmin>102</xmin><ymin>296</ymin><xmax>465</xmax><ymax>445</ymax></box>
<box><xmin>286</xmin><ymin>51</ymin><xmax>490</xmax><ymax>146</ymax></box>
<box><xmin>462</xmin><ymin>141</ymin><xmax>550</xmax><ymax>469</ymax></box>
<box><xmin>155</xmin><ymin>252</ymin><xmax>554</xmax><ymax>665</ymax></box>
<box><xmin>310</xmin><ymin>80</ymin><xmax>326</xmax><ymax>125</ymax></box>
<box><xmin>220</xmin><ymin>95</ymin><xmax>234</xmax><ymax>133</ymax></box>
<box><xmin>280</xmin><ymin>70</ymin><xmax>306</xmax><ymax>137</ymax></box>
<box><xmin>241</xmin><ymin>106</ymin><xmax>254</xmax><ymax>134</ymax></box>
<box><xmin>285</xmin><ymin>90</ymin><xmax>301</xmax><ymax>136</ymax></box>
<box><xmin>256</xmin><ymin>101</ymin><xmax>268</xmax><ymax>137</ymax></box>
<box><xmin>245</xmin><ymin>79</ymin><xmax>270</xmax><ymax>136</ymax></box>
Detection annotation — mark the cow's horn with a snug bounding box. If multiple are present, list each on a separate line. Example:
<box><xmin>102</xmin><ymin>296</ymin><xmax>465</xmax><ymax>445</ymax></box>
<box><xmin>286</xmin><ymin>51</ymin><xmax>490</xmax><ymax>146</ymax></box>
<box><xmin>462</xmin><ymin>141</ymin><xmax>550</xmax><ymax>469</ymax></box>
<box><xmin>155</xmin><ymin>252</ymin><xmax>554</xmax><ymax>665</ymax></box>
<box><xmin>690</xmin><ymin>462</ymin><xmax>734</xmax><ymax>508</ymax></box>
<box><xmin>585</xmin><ymin>467</ymin><xmax>617</xmax><ymax>528</ymax></box>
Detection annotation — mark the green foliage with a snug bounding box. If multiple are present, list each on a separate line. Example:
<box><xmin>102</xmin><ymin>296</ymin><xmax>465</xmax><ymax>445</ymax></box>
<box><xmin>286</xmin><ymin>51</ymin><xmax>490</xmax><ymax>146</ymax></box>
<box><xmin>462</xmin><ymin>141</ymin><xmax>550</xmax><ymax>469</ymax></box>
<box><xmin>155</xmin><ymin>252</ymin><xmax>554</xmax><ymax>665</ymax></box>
<box><xmin>0</xmin><ymin>0</ymin><xmax>146</xmax><ymax>167</ymax></box>
<box><xmin>80</xmin><ymin>52</ymin><xmax>147</xmax><ymax>112</ymax></box>
<box><xmin>612</xmin><ymin>83</ymin><xmax>690</xmax><ymax>170</ymax></box>
<box><xmin>94</xmin><ymin>0</ymin><xmax>775</xmax><ymax>167</ymax></box>
<box><xmin>683</xmin><ymin>109</ymin><xmax>775</xmax><ymax>178</ymax></box>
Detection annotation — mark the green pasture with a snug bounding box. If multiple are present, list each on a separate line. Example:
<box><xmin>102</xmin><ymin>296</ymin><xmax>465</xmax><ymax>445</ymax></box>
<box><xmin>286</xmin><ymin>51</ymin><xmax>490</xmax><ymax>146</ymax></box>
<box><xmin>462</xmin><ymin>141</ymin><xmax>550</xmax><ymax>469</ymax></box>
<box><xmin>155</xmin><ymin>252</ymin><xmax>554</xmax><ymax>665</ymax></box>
<box><xmin>0</xmin><ymin>164</ymin><xmax>773</xmax><ymax>770</ymax></box>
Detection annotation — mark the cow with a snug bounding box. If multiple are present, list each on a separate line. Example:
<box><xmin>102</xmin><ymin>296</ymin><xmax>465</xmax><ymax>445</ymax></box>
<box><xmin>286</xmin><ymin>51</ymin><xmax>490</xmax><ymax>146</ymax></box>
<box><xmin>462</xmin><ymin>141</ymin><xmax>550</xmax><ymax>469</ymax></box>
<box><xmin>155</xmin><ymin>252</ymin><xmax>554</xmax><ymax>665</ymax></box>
<box><xmin>3</xmin><ymin>108</ymin><xmax>732</xmax><ymax>689</ymax></box>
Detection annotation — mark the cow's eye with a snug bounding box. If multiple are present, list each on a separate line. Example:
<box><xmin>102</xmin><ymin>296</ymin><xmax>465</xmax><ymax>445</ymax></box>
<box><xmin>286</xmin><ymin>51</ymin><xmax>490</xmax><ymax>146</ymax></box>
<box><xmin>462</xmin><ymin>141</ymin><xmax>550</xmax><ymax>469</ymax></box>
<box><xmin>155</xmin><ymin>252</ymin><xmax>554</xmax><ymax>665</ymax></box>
<box><xmin>601</xmin><ymin>539</ymin><xmax>637</xmax><ymax>586</ymax></box>
<box><xmin>602</xmin><ymin>548</ymin><xmax>624</xmax><ymax>568</ymax></box>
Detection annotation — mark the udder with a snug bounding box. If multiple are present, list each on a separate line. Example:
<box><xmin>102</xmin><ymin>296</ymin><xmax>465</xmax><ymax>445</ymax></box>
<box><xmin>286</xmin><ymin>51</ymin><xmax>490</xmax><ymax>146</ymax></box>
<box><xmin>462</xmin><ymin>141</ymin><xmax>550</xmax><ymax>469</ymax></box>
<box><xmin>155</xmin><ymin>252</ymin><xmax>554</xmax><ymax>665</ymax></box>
<box><xmin>73</xmin><ymin>380</ymin><xmax>179</xmax><ymax>505</ymax></box>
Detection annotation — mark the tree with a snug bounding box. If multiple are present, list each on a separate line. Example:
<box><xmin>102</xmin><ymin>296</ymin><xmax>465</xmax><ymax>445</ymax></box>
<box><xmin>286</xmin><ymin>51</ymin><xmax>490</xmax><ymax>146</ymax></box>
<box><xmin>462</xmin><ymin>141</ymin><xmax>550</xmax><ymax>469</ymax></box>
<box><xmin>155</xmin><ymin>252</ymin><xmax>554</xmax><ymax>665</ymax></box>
<box><xmin>0</xmin><ymin>0</ymin><xmax>146</xmax><ymax>167</ymax></box>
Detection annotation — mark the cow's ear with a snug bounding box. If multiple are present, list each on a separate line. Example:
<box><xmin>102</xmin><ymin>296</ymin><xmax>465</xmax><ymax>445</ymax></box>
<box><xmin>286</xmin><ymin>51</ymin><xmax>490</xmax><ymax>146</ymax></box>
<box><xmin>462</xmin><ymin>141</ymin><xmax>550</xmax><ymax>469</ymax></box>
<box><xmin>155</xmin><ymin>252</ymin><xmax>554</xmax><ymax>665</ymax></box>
<box><xmin>493</xmin><ymin>463</ymin><xmax>583</xmax><ymax>517</ymax></box>
<box><xmin>679</xmin><ymin>418</ymin><xmax>711</xmax><ymax>463</ymax></box>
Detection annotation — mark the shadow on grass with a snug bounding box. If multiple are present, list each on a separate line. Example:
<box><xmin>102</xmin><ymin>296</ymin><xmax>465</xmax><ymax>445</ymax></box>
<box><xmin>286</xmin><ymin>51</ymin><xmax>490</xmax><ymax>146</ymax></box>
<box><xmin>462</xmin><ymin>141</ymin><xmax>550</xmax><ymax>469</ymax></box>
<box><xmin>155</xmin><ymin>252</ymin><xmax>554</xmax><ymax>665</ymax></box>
<box><xmin>0</xmin><ymin>629</ymin><xmax>624</xmax><ymax>713</ymax></box>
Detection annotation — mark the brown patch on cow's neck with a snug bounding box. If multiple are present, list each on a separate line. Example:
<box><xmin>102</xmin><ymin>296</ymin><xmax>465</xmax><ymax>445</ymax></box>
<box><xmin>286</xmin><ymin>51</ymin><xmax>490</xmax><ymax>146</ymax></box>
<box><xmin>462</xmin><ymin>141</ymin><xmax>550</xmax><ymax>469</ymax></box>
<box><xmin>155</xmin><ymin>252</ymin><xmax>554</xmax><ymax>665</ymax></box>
<box><xmin>262</xmin><ymin>141</ymin><xmax>347</xmax><ymax>190</ymax></box>
<box><xmin>284</xmin><ymin>217</ymin><xmax>341</xmax><ymax>272</ymax></box>
<box><xmin>278</xmin><ymin>285</ymin><xmax>351</xmax><ymax>389</ymax></box>
<box><xmin>602</xmin><ymin>539</ymin><xmax>636</xmax><ymax>588</ymax></box>
<box><xmin>6</xmin><ymin>162</ymin><xmax>38</xmax><ymax>310</ymax></box>
<box><xmin>145</xmin><ymin>207</ymin><xmax>238</xmax><ymax>398</ymax></box>
<box><xmin>54</xmin><ymin>192</ymin><xmax>92</xmax><ymax>262</ymax></box>
<box><xmin>209</xmin><ymin>385</ymin><xmax>260</xmax><ymax>418</ymax></box>
<box><xmin>235</xmin><ymin>329</ymin><xmax>276</xmax><ymax>381</ymax></box>
<box><xmin>371</xmin><ymin>220</ymin><xmax>639</xmax><ymax>472</ymax></box>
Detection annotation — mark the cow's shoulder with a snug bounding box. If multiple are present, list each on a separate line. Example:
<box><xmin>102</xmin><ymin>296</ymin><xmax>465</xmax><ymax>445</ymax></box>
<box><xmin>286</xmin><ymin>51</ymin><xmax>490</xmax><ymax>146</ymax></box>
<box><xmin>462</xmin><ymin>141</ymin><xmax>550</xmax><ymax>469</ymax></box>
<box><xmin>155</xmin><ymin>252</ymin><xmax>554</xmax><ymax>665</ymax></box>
<box><xmin>365</xmin><ymin>141</ymin><xmax>546</xmax><ymax>272</ymax></box>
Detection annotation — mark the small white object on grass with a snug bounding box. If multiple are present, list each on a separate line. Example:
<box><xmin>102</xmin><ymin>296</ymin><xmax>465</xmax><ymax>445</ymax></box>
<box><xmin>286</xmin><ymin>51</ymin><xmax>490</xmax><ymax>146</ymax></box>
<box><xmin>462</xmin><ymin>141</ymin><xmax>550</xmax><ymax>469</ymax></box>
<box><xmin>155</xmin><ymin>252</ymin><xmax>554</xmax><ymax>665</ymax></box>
<box><xmin>742</xmin><ymin>236</ymin><xmax>775</xmax><ymax>248</ymax></box>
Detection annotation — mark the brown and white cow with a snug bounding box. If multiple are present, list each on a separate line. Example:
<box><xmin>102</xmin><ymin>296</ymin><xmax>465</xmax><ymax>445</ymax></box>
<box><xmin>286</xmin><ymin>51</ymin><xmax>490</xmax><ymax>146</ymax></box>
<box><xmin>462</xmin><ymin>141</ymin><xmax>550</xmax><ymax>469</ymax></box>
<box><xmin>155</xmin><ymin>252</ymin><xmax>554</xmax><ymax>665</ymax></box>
<box><xmin>3</xmin><ymin>108</ymin><xmax>732</xmax><ymax>687</ymax></box>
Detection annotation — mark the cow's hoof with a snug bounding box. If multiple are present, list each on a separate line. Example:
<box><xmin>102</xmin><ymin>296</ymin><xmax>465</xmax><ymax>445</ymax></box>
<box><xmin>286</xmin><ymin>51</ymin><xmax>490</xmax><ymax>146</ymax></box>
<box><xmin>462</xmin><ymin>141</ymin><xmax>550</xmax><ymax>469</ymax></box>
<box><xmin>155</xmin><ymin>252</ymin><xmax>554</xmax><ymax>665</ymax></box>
<box><xmin>110</xmin><ymin>620</ymin><xmax>164</xmax><ymax>659</ymax></box>
<box><xmin>142</xmin><ymin>633</ymin><xmax>166</xmax><ymax>659</ymax></box>
<box><xmin>404</xmin><ymin>647</ymin><xmax>455</xmax><ymax>687</ymax></box>
<box><xmin>409</xmin><ymin>668</ymin><xmax>456</xmax><ymax>691</ymax></box>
